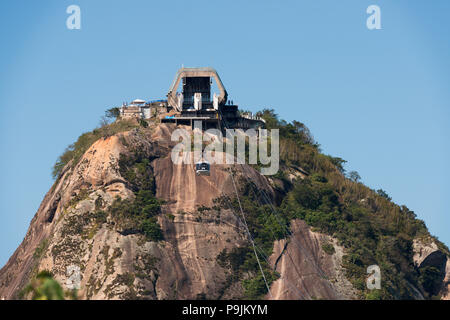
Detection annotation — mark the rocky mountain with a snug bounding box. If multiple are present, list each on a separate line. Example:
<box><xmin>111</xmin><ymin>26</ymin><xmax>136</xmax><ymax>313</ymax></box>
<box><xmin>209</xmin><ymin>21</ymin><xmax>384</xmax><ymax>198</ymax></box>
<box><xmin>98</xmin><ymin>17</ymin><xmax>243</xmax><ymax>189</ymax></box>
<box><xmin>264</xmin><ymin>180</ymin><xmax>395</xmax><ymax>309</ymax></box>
<box><xmin>0</xmin><ymin>118</ymin><xmax>448</xmax><ymax>300</ymax></box>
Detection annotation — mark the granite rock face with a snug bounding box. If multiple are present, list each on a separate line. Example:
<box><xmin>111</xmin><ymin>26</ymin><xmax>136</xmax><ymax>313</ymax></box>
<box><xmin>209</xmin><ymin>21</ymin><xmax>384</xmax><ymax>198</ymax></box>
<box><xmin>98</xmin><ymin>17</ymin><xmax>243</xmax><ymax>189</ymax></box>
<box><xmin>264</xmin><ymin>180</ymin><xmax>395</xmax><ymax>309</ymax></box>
<box><xmin>413</xmin><ymin>239</ymin><xmax>449</xmax><ymax>299</ymax></box>
<box><xmin>0</xmin><ymin>123</ymin><xmax>447</xmax><ymax>300</ymax></box>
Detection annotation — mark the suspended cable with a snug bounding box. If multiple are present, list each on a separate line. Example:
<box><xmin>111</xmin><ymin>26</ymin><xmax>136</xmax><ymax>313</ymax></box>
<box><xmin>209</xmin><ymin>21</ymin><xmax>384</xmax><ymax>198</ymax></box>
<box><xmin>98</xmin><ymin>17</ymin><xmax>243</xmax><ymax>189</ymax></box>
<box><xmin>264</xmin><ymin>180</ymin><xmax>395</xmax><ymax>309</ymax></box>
<box><xmin>222</xmin><ymin>195</ymin><xmax>307</xmax><ymax>300</ymax></box>
<box><xmin>228</xmin><ymin>168</ymin><xmax>273</xmax><ymax>298</ymax></box>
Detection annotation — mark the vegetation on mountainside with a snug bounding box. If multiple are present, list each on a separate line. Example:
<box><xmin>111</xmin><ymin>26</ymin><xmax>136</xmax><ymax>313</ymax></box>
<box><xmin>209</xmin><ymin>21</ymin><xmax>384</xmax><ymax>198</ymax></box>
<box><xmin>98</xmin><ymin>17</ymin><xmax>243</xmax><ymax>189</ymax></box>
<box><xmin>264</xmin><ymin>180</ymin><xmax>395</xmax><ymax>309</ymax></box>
<box><xmin>216</xmin><ymin>109</ymin><xmax>447</xmax><ymax>300</ymax></box>
<box><xmin>107</xmin><ymin>147</ymin><xmax>163</xmax><ymax>242</ymax></box>
<box><xmin>216</xmin><ymin>192</ymin><xmax>284</xmax><ymax>299</ymax></box>
<box><xmin>47</xmin><ymin>105</ymin><xmax>447</xmax><ymax>300</ymax></box>
<box><xmin>52</xmin><ymin>119</ymin><xmax>139</xmax><ymax>179</ymax></box>
<box><xmin>20</xmin><ymin>270</ymin><xmax>77</xmax><ymax>300</ymax></box>
<box><xmin>250</xmin><ymin>109</ymin><xmax>448</xmax><ymax>299</ymax></box>
<box><xmin>216</xmin><ymin>246</ymin><xmax>279</xmax><ymax>299</ymax></box>
<box><xmin>54</xmin><ymin>126</ymin><xmax>163</xmax><ymax>245</ymax></box>
<box><xmin>51</xmin><ymin>106</ymin><xmax>153</xmax><ymax>180</ymax></box>
<box><xmin>105</xmin><ymin>107</ymin><xmax>121</xmax><ymax>120</ymax></box>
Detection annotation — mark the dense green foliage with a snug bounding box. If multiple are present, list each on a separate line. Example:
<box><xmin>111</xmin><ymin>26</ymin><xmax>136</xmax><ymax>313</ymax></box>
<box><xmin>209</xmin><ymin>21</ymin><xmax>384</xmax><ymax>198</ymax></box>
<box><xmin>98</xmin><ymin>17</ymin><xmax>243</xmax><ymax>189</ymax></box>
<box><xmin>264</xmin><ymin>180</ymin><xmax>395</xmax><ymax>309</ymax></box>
<box><xmin>419</xmin><ymin>266</ymin><xmax>443</xmax><ymax>296</ymax></box>
<box><xmin>107</xmin><ymin>149</ymin><xmax>163</xmax><ymax>242</ymax></box>
<box><xmin>216</xmin><ymin>245</ymin><xmax>278</xmax><ymax>299</ymax></box>
<box><xmin>108</xmin><ymin>191</ymin><xmax>163</xmax><ymax>241</ymax></box>
<box><xmin>21</xmin><ymin>270</ymin><xmax>73</xmax><ymax>300</ymax></box>
<box><xmin>254</xmin><ymin>109</ymin><xmax>447</xmax><ymax>299</ymax></box>
<box><xmin>321</xmin><ymin>241</ymin><xmax>335</xmax><ymax>255</ymax></box>
<box><xmin>105</xmin><ymin>107</ymin><xmax>120</xmax><ymax>120</ymax></box>
<box><xmin>215</xmin><ymin>183</ymin><xmax>287</xmax><ymax>299</ymax></box>
<box><xmin>213</xmin><ymin>109</ymin><xmax>448</xmax><ymax>299</ymax></box>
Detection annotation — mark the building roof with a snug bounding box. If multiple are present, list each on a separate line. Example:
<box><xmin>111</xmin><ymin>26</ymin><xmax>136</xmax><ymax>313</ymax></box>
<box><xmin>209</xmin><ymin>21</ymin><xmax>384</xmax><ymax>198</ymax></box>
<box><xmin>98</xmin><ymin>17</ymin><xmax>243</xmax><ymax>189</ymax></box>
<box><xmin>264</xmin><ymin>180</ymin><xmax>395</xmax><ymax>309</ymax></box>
<box><xmin>167</xmin><ymin>67</ymin><xmax>228</xmax><ymax>111</ymax></box>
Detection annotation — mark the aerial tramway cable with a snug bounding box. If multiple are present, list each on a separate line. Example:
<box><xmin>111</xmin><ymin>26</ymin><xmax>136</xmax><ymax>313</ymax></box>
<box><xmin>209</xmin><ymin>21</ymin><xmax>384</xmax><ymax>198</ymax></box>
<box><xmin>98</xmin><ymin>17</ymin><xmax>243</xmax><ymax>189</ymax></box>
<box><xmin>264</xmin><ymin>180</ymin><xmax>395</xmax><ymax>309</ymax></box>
<box><xmin>221</xmin><ymin>194</ymin><xmax>308</xmax><ymax>299</ymax></box>
<box><xmin>220</xmin><ymin>109</ymin><xmax>333</xmax><ymax>297</ymax></box>
<box><xmin>228</xmin><ymin>168</ymin><xmax>273</xmax><ymax>298</ymax></box>
<box><xmin>238</xmin><ymin>167</ymin><xmax>337</xmax><ymax>291</ymax></box>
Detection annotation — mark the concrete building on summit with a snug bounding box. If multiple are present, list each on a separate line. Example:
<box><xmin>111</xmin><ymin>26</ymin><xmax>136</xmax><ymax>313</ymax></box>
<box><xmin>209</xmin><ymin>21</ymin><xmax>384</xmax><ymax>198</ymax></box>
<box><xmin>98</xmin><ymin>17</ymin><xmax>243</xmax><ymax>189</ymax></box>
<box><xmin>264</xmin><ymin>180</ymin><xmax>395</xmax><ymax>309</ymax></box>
<box><xmin>163</xmin><ymin>67</ymin><xmax>265</xmax><ymax>131</ymax></box>
<box><xmin>118</xmin><ymin>67</ymin><xmax>265</xmax><ymax>131</ymax></box>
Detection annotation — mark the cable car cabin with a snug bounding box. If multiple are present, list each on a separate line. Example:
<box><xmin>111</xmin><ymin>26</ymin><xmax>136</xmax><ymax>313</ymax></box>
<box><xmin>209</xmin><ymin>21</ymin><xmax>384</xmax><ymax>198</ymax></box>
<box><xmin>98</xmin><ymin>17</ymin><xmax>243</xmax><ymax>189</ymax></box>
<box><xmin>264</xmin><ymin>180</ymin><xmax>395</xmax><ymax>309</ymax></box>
<box><xmin>195</xmin><ymin>161</ymin><xmax>210</xmax><ymax>176</ymax></box>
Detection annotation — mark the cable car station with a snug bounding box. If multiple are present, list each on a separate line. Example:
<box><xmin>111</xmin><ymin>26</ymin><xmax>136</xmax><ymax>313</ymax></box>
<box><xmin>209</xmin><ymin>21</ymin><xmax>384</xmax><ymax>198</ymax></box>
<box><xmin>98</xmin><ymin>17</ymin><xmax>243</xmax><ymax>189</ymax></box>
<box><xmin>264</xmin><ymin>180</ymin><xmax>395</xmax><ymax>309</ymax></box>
<box><xmin>162</xmin><ymin>67</ymin><xmax>265</xmax><ymax>131</ymax></box>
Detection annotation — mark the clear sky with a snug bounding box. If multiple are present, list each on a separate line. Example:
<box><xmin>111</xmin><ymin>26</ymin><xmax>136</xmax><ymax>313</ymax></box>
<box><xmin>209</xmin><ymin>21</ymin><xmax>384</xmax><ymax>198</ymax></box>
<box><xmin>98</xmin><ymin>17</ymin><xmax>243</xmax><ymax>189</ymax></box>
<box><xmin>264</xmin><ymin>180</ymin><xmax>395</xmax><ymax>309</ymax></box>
<box><xmin>0</xmin><ymin>0</ymin><xmax>449</xmax><ymax>267</ymax></box>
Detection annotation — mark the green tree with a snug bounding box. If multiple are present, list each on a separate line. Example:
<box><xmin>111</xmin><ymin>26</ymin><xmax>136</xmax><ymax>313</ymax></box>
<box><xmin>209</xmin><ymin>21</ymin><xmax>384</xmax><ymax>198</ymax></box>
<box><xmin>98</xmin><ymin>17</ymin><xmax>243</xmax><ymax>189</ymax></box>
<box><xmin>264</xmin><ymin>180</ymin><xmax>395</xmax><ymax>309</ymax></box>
<box><xmin>376</xmin><ymin>189</ymin><xmax>392</xmax><ymax>201</ymax></box>
<box><xmin>141</xmin><ymin>217</ymin><xmax>163</xmax><ymax>241</ymax></box>
<box><xmin>326</xmin><ymin>156</ymin><xmax>347</xmax><ymax>174</ymax></box>
<box><xmin>23</xmin><ymin>271</ymin><xmax>65</xmax><ymax>300</ymax></box>
<box><xmin>105</xmin><ymin>107</ymin><xmax>120</xmax><ymax>120</ymax></box>
<box><xmin>348</xmin><ymin>171</ymin><xmax>361</xmax><ymax>182</ymax></box>
<box><xmin>419</xmin><ymin>266</ymin><xmax>442</xmax><ymax>295</ymax></box>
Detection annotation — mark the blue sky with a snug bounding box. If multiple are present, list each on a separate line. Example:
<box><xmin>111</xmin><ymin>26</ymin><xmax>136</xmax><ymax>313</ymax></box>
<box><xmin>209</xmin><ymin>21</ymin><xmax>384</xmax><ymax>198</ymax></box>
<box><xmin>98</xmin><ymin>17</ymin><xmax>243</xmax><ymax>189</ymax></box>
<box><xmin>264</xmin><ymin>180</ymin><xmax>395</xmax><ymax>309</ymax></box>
<box><xmin>0</xmin><ymin>0</ymin><xmax>449</xmax><ymax>267</ymax></box>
